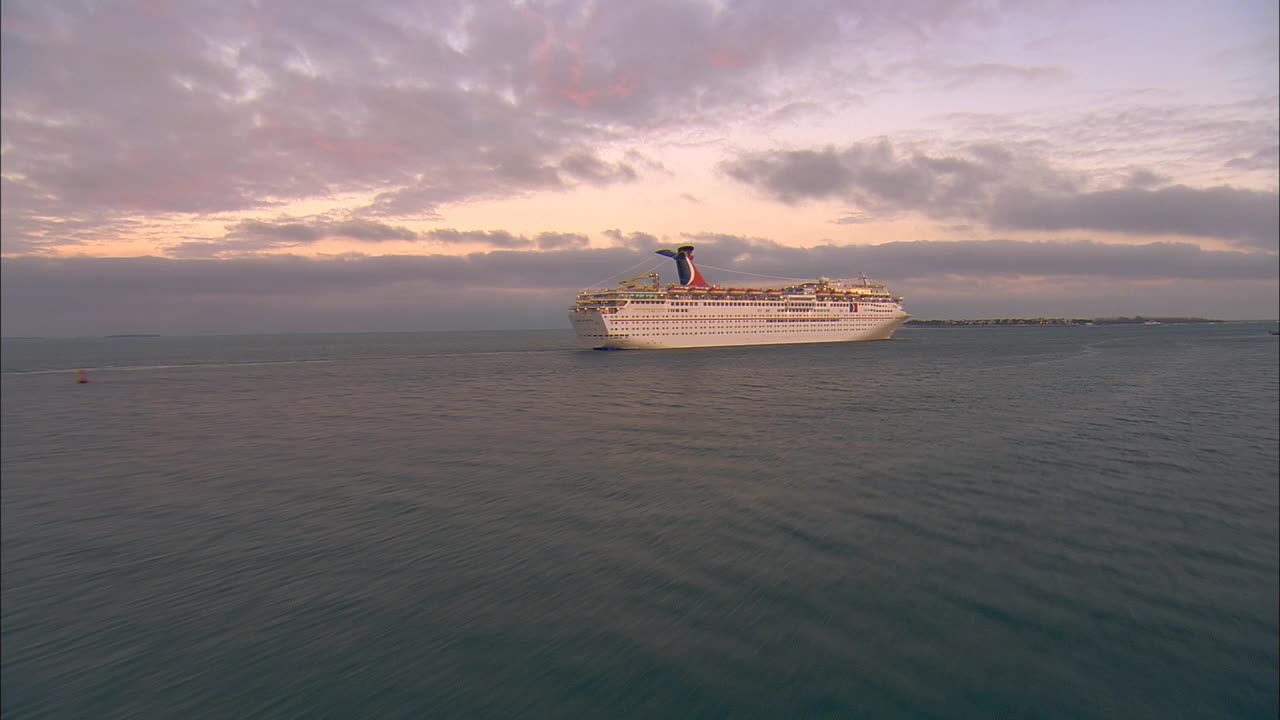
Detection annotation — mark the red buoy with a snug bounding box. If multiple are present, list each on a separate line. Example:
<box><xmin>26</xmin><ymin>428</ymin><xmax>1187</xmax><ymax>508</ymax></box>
<box><xmin>77</xmin><ymin>369</ymin><xmax>88</xmax><ymax>384</ymax></box>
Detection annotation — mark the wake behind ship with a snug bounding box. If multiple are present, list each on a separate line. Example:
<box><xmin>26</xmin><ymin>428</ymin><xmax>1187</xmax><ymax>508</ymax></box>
<box><xmin>569</xmin><ymin>246</ymin><xmax>910</xmax><ymax>350</ymax></box>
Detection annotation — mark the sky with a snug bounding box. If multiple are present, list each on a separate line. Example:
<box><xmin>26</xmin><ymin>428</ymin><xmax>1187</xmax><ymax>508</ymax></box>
<box><xmin>1</xmin><ymin>0</ymin><xmax>1277</xmax><ymax>336</ymax></box>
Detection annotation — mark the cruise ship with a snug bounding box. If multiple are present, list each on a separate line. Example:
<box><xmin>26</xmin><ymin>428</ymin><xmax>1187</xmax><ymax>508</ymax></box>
<box><xmin>569</xmin><ymin>246</ymin><xmax>910</xmax><ymax>349</ymax></box>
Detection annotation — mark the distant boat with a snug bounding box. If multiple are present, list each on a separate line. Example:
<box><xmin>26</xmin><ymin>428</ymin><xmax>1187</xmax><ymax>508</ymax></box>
<box><xmin>1269</xmin><ymin>328</ymin><xmax>1279</xmax><ymax>336</ymax></box>
<box><xmin>1143</xmin><ymin>321</ymin><xmax>1162</xmax><ymax>325</ymax></box>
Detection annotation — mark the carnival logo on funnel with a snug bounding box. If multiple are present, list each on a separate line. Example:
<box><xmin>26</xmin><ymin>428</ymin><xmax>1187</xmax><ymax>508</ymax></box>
<box><xmin>655</xmin><ymin>245</ymin><xmax>709</xmax><ymax>287</ymax></box>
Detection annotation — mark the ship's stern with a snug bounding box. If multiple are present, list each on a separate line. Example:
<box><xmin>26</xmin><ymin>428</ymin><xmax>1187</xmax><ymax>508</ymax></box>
<box><xmin>568</xmin><ymin>309</ymin><xmax>614</xmax><ymax>349</ymax></box>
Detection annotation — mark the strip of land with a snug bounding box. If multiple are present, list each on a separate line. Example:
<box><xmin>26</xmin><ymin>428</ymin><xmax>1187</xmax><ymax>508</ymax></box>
<box><xmin>906</xmin><ymin>317</ymin><xmax>1222</xmax><ymax>327</ymax></box>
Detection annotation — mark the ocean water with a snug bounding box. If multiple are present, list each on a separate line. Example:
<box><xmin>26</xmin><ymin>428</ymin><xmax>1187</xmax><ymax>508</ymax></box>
<box><xmin>2</xmin><ymin>324</ymin><xmax>1277</xmax><ymax>719</ymax></box>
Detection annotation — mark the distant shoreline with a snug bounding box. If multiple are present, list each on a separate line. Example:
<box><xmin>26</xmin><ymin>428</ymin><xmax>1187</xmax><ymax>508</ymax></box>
<box><xmin>906</xmin><ymin>317</ymin><xmax>1224</xmax><ymax>327</ymax></box>
<box><xmin>7</xmin><ymin>323</ymin><xmax>1275</xmax><ymax>341</ymax></box>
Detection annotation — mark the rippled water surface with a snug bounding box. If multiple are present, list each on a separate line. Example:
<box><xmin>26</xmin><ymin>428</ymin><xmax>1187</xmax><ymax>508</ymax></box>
<box><xmin>3</xmin><ymin>325</ymin><xmax>1277</xmax><ymax>719</ymax></box>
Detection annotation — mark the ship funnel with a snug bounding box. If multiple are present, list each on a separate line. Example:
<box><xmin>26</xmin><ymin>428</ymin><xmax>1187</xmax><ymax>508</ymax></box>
<box><xmin>655</xmin><ymin>245</ymin><xmax>709</xmax><ymax>287</ymax></box>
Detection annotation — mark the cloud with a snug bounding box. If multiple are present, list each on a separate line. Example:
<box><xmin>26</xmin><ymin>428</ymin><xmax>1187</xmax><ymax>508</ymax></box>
<box><xmin>229</xmin><ymin>220</ymin><xmax>329</xmax><ymax>244</ymax></box>
<box><xmin>765</xmin><ymin>101</ymin><xmax>831</xmax><ymax>124</ymax></box>
<box><xmin>5</xmin><ymin>237</ymin><xmax>1276</xmax><ymax>335</ymax></box>
<box><xmin>881</xmin><ymin>59</ymin><xmax>1070</xmax><ymax>90</ymax></box>
<box><xmin>424</xmin><ymin>229</ymin><xmax>532</xmax><ymax>249</ymax></box>
<box><xmin>511</xmin><ymin>0</ymin><xmax>986</xmax><ymax>120</ymax></box>
<box><xmin>831</xmin><ymin>213</ymin><xmax>873</xmax><ymax>225</ymax></box>
<box><xmin>937</xmin><ymin>96</ymin><xmax>1279</xmax><ymax>183</ymax></box>
<box><xmin>326</xmin><ymin>219</ymin><xmax>420</xmax><ymax>242</ymax></box>
<box><xmin>677</xmin><ymin>234</ymin><xmax>1279</xmax><ymax>282</ymax></box>
<box><xmin>159</xmin><ymin>221</ymin><xmax>602</xmax><ymax>262</ymax></box>
<box><xmin>162</xmin><ymin>217</ymin><xmax>420</xmax><ymax>258</ymax></box>
<box><xmin>535</xmin><ymin>232</ymin><xmax>590</xmax><ymax>250</ymax></box>
<box><xmin>721</xmin><ymin>140</ymin><xmax>1279</xmax><ymax>249</ymax></box>
<box><xmin>1124</xmin><ymin>169</ymin><xmax>1170</xmax><ymax>189</ymax></box>
<box><xmin>990</xmin><ymin>186</ymin><xmax>1280</xmax><ymax>251</ymax></box>
<box><xmin>413</xmin><ymin>228</ymin><xmax>587</xmax><ymax>250</ymax></box>
<box><xmin>3</xmin><ymin>0</ymin><xmax>1273</xmax><ymax>266</ymax></box>
<box><xmin>0</xmin><ymin>175</ymin><xmax>155</xmax><ymax>255</ymax></box>
<box><xmin>623</xmin><ymin>149</ymin><xmax>669</xmax><ymax>175</ymax></box>
<box><xmin>601</xmin><ymin>228</ymin><xmax>661</xmax><ymax>249</ymax></box>
<box><xmin>1</xmin><ymin>0</ymin><xmax>1045</xmax><ymax>247</ymax></box>
<box><xmin>1225</xmin><ymin>145</ymin><xmax>1280</xmax><ymax>171</ymax></box>
<box><xmin>558</xmin><ymin>153</ymin><xmax>638</xmax><ymax>184</ymax></box>
<box><xmin>722</xmin><ymin>147</ymin><xmax>857</xmax><ymax>203</ymax></box>
<box><xmin>720</xmin><ymin>139</ymin><xmax>1080</xmax><ymax>213</ymax></box>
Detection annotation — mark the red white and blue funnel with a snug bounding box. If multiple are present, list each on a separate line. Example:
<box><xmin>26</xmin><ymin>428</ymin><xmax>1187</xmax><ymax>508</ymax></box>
<box><xmin>655</xmin><ymin>245</ymin><xmax>709</xmax><ymax>287</ymax></box>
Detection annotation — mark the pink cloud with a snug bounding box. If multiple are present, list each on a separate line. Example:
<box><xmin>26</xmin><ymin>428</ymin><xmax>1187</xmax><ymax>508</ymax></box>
<box><xmin>524</xmin><ymin>5</ymin><xmax>635</xmax><ymax>110</ymax></box>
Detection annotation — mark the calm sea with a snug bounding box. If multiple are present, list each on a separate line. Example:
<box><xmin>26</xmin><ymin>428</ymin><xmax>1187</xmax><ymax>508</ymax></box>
<box><xmin>2</xmin><ymin>324</ymin><xmax>1277</xmax><ymax>719</ymax></box>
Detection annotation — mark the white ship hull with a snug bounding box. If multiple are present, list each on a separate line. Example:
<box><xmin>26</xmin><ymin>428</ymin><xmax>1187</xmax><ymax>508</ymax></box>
<box><xmin>570</xmin><ymin>311</ymin><xmax>908</xmax><ymax>349</ymax></box>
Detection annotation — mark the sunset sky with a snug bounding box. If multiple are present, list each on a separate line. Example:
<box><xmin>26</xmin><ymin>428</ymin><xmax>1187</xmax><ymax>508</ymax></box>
<box><xmin>2</xmin><ymin>0</ymin><xmax>1277</xmax><ymax>336</ymax></box>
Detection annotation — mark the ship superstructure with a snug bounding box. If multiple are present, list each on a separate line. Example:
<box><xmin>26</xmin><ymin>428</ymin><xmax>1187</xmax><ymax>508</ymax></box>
<box><xmin>568</xmin><ymin>246</ymin><xmax>910</xmax><ymax>350</ymax></box>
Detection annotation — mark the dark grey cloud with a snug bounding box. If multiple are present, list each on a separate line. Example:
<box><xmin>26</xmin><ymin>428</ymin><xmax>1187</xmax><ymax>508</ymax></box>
<box><xmin>165</xmin><ymin>239</ymin><xmax>294</xmax><ymax>260</ymax></box>
<box><xmin>724</xmin><ymin>147</ymin><xmax>857</xmax><ymax>203</ymax></box>
<box><xmin>674</xmin><ymin>234</ymin><xmax>1280</xmax><ymax>292</ymax></box>
<box><xmin>721</xmin><ymin>139</ymin><xmax>1079</xmax><ymax>213</ymax></box>
<box><xmin>425</xmin><ymin>229</ymin><xmax>532</xmax><ymax>249</ymax></box>
<box><xmin>327</xmin><ymin>219</ymin><xmax>420</xmax><ymax>242</ymax></box>
<box><xmin>625</xmin><ymin>152</ymin><xmax>670</xmax><ymax>177</ymax></box>
<box><xmin>535</xmin><ymin>232</ymin><xmax>590</xmax><ymax>250</ymax></box>
<box><xmin>162</xmin><ymin>217</ymin><xmax>420</xmax><ymax>258</ymax></box>
<box><xmin>229</xmin><ymin>220</ymin><xmax>328</xmax><ymax>244</ymax></box>
<box><xmin>1124</xmin><ymin>169</ymin><xmax>1170</xmax><ymax>189</ymax></box>
<box><xmin>722</xmin><ymin>140</ymin><xmax>1279</xmax><ymax>249</ymax></box>
<box><xmin>990</xmin><ymin>186</ymin><xmax>1280</xmax><ymax>251</ymax></box>
<box><xmin>5</xmin><ymin>238</ymin><xmax>1275</xmax><ymax>336</ymax></box>
<box><xmin>559</xmin><ymin>153</ymin><xmax>637</xmax><ymax>184</ymax></box>
<box><xmin>418</xmin><ymin>228</ymin><xmax>587</xmax><ymax>250</ymax></box>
